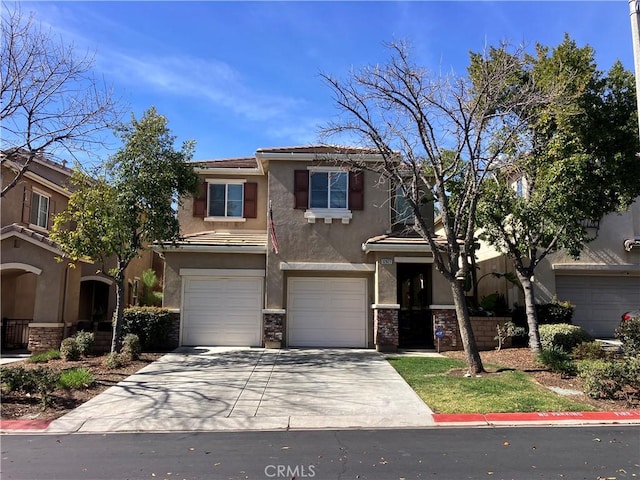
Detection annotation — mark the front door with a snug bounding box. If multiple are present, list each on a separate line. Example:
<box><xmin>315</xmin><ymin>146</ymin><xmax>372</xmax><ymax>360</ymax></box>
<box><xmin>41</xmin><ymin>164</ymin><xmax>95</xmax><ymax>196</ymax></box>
<box><xmin>397</xmin><ymin>263</ymin><xmax>433</xmax><ymax>348</ymax></box>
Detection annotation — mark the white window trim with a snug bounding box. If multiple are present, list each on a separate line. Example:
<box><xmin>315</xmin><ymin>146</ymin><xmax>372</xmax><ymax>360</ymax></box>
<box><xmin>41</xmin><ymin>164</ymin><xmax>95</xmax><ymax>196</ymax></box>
<box><xmin>29</xmin><ymin>189</ymin><xmax>50</xmax><ymax>231</ymax></box>
<box><xmin>305</xmin><ymin>167</ymin><xmax>352</xmax><ymax>224</ymax></box>
<box><xmin>205</xmin><ymin>179</ymin><xmax>247</xmax><ymax>221</ymax></box>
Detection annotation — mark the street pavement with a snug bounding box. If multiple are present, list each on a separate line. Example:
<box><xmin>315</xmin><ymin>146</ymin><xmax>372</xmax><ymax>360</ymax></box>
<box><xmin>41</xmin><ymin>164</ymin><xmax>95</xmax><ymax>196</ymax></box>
<box><xmin>1</xmin><ymin>347</ymin><xmax>639</xmax><ymax>434</ymax></box>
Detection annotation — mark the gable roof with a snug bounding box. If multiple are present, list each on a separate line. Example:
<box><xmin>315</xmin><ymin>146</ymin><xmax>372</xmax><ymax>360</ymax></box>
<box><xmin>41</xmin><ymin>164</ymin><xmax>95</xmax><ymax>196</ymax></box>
<box><xmin>256</xmin><ymin>145</ymin><xmax>381</xmax><ymax>155</ymax></box>
<box><xmin>192</xmin><ymin>157</ymin><xmax>259</xmax><ymax>169</ymax></box>
<box><xmin>2</xmin><ymin>149</ymin><xmax>75</xmax><ymax>195</ymax></box>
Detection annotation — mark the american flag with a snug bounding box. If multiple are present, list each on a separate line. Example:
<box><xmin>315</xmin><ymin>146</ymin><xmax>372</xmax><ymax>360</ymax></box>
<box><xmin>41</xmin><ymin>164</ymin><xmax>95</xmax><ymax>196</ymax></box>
<box><xmin>269</xmin><ymin>201</ymin><xmax>279</xmax><ymax>255</ymax></box>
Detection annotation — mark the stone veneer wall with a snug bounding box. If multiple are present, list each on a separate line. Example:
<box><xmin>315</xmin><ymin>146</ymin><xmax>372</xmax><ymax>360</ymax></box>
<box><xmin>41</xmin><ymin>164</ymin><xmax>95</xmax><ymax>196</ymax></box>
<box><xmin>263</xmin><ymin>312</ymin><xmax>285</xmax><ymax>348</ymax></box>
<box><xmin>373</xmin><ymin>307</ymin><xmax>399</xmax><ymax>352</ymax></box>
<box><xmin>28</xmin><ymin>324</ymin><xmax>65</xmax><ymax>353</ymax></box>
<box><xmin>432</xmin><ymin>310</ymin><xmax>512</xmax><ymax>352</ymax></box>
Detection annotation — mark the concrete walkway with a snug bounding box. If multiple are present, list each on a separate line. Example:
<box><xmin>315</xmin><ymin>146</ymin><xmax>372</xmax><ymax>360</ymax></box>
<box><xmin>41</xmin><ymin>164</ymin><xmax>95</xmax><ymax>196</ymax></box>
<box><xmin>45</xmin><ymin>347</ymin><xmax>435</xmax><ymax>433</ymax></box>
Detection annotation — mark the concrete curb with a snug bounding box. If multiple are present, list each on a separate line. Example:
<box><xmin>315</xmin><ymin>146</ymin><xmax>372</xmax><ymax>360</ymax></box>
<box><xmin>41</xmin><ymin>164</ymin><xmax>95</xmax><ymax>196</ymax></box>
<box><xmin>2</xmin><ymin>411</ymin><xmax>639</xmax><ymax>434</ymax></box>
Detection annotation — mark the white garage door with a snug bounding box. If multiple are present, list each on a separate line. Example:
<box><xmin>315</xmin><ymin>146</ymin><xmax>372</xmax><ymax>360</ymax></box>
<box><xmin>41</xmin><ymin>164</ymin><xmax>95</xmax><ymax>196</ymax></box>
<box><xmin>556</xmin><ymin>275</ymin><xmax>640</xmax><ymax>337</ymax></box>
<box><xmin>182</xmin><ymin>276</ymin><xmax>263</xmax><ymax>346</ymax></box>
<box><xmin>288</xmin><ymin>277</ymin><xmax>367</xmax><ymax>347</ymax></box>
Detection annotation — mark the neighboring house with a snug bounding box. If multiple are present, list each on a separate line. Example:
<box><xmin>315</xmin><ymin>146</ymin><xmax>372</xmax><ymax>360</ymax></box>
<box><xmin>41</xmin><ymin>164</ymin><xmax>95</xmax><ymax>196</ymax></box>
<box><xmin>474</xmin><ymin>197</ymin><xmax>640</xmax><ymax>338</ymax></box>
<box><xmin>0</xmin><ymin>151</ymin><xmax>160</xmax><ymax>351</ymax></box>
<box><xmin>157</xmin><ymin>145</ymin><xmax>460</xmax><ymax>351</ymax></box>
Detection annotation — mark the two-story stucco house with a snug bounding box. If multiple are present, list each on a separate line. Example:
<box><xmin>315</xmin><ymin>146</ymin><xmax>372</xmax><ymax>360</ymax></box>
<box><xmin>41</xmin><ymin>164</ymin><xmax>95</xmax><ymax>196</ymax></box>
<box><xmin>157</xmin><ymin>145</ymin><xmax>460</xmax><ymax>352</ymax></box>
<box><xmin>1</xmin><ymin>151</ymin><xmax>161</xmax><ymax>352</ymax></box>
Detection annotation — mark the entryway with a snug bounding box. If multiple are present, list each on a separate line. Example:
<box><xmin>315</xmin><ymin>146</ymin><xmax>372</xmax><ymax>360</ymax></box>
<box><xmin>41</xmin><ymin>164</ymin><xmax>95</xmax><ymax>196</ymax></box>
<box><xmin>397</xmin><ymin>263</ymin><xmax>433</xmax><ymax>348</ymax></box>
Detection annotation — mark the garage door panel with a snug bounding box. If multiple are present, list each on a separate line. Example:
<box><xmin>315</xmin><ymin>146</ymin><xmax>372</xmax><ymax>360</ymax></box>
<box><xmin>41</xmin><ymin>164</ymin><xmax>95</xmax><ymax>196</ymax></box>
<box><xmin>556</xmin><ymin>275</ymin><xmax>640</xmax><ymax>337</ymax></box>
<box><xmin>182</xmin><ymin>276</ymin><xmax>262</xmax><ymax>346</ymax></box>
<box><xmin>288</xmin><ymin>277</ymin><xmax>367</xmax><ymax>347</ymax></box>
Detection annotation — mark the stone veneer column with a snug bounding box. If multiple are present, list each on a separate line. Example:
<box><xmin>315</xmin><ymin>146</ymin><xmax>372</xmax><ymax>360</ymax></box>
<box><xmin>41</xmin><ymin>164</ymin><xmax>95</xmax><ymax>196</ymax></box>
<box><xmin>28</xmin><ymin>323</ymin><xmax>66</xmax><ymax>353</ymax></box>
<box><xmin>372</xmin><ymin>304</ymin><xmax>400</xmax><ymax>352</ymax></box>
<box><xmin>263</xmin><ymin>309</ymin><xmax>285</xmax><ymax>348</ymax></box>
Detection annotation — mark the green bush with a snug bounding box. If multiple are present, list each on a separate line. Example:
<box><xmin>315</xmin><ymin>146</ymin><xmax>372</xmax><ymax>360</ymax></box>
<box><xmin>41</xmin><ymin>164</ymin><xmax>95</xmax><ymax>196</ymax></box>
<box><xmin>539</xmin><ymin>323</ymin><xmax>593</xmax><ymax>352</ymax></box>
<box><xmin>615</xmin><ymin>315</ymin><xmax>640</xmax><ymax>357</ymax></box>
<box><xmin>102</xmin><ymin>352</ymin><xmax>127</xmax><ymax>369</ymax></box>
<box><xmin>121</xmin><ymin>333</ymin><xmax>141</xmax><ymax>361</ymax></box>
<box><xmin>537</xmin><ymin>299</ymin><xmax>574</xmax><ymax>325</ymax></box>
<box><xmin>122</xmin><ymin>307</ymin><xmax>173</xmax><ymax>350</ymax></box>
<box><xmin>571</xmin><ymin>341</ymin><xmax>610</xmax><ymax>361</ymax></box>
<box><xmin>576</xmin><ymin>358</ymin><xmax>640</xmax><ymax>402</ymax></box>
<box><xmin>27</xmin><ymin>349</ymin><xmax>61</xmax><ymax>364</ymax></box>
<box><xmin>58</xmin><ymin>368</ymin><xmax>94</xmax><ymax>389</ymax></box>
<box><xmin>73</xmin><ymin>331</ymin><xmax>95</xmax><ymax>356</ymax></box>
<box><xmin>0</xmin><ymin>366</ymin><xmax>59</xmax><ymax>406</ymax></box>
<box><xmin>60</xmin><ymin>337</ymin><xmax>80</xmax><ymax>361</ymax></box>
<box><xmin>537</xmin><ymin>346</ymin><xmax>577</xmax><ymax>376</ymax></box>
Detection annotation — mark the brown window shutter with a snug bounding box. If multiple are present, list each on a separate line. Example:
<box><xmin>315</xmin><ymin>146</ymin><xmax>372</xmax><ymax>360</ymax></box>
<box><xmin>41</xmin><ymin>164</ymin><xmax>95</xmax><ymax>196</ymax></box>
<box><xmin>243</xmin><ymin>182</ymin><xmax>257</xmax><ymax>218</ymax></box>
<box><xmin>193</xmin><ymin>180</ymin><xmax>207</xmax><ymax>218</ymax></box>
<box><xmin>294</xmin><ymin>170</ymin><xmax>309</xmax><ymax>209</ymax></box>
<box><xmin>22</xmin><ymin>186</ymin><xmax>32</xmax><ymax>224</ymax></box>
<box><xmin>348</xmin><ymin>171</ymin><xmax>364</xmax><ymax>210</ymax></box>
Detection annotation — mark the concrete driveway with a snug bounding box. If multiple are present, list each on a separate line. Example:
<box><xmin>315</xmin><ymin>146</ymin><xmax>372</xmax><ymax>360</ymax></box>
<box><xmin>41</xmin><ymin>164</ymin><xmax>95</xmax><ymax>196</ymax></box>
<box><xmin>47</xmin><ymin>348</ymin><xmax>434</xmax><ymax>433</ymax></box>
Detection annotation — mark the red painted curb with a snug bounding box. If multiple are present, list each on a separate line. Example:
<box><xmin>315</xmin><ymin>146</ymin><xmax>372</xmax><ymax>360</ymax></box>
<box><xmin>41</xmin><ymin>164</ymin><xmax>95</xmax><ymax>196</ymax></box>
<box><xmin>0</xmin><ymin>419</ymin><xmax>52</xmax><ymax>430</ymax></box>
<box><xmin>432</xmin><ymin>411</ymin><xmax>640</xmax><ymax>424</ymax></box>
<box><xmin>432</xmin><ymin>413</ymin><xmax>486</xmax><ymax>423</ymax></box>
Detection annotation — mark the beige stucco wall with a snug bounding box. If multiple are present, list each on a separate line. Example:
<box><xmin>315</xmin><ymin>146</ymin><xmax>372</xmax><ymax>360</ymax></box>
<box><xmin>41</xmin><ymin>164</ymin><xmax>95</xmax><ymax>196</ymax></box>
<box><xmin>178</xmin><ymin>173</ymin><xmax>268</xmax><ymax>235</ymax></box>
<box><xmin>1</xmin><ymin>165</ymin><xmax>70</xmax><ymax>229</ymax></box>
<box><xmin>1</xmin><ymin>237</ymin><xmax>81</xmax><ymax>324</ymax></box>
<box><xmin>264</xmin><ymin>161</ymin><xmax>389</xmax><ymax>309</ymax></box>
<box><xmin>162</xmin><ymin>251</ymin><xmax>266</xmax><ymax>309</ymax></box>
<box><xmin>533</xmin><ymin>201</ymin><xmax>640</xmax><ymax>302</ymax></box>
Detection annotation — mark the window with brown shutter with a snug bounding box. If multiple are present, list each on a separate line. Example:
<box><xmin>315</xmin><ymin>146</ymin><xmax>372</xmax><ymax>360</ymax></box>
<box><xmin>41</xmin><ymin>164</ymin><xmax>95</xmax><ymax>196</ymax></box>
<box><xmin>22</xmin><ymin>186</ymin><xmax>32</xmax><ymax>224</ymax></box>
<box><xmin>192</xmin><ymin>180</ymin><xmax>207</xmax><ymax>218</ymax></box>
<box><xmin>243</xmin><ymin>182</ymin><xmax>257</xmax><ymax>218</ymax></box>
<box><xmin>294</xmin><ymin>170</ymin><xmax>309</xmax><ymax>209</ymax></box>
<box><xmin>348</xmin><ymin>171</ymin><xmax>364</xmax><ymax>210</ymax></box>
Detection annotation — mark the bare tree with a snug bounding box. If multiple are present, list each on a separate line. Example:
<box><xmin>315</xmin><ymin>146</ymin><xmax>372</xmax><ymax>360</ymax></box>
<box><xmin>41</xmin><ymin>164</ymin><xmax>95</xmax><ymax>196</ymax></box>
<box><xmin>1</xmin><ymin>5</ymin><xmax>119</xmax><ymax>196</ymax></box>
<box><xmin>321</xmin><ymin>42</ymin><xmax>551</xmax><ymax>374</ymax></box>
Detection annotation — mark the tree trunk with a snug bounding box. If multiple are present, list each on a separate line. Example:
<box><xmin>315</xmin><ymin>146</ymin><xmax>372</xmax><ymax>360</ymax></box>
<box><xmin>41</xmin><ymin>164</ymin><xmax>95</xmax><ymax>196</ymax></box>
<box><xmin>451</xmin><ymin>279</ymin><xmax>485</xmax><ymax>374</ymax></box>
<box><xmin>110</xmin><ymin>272</ymin><xmax>126</xmax><ymax>353</ymax></box>
<box><xmin>516</xmin><ymin>270</ymin><xmax>542</xmax><ymax>352</ymax></box>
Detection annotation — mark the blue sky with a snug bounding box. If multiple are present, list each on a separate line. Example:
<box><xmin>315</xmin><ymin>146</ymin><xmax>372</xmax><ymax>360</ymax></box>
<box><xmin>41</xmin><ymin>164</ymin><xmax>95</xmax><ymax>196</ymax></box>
<box><xmin>18</xmin><ymin>1</ymin><xmax>636</xmax><ymax>161</ymax></box>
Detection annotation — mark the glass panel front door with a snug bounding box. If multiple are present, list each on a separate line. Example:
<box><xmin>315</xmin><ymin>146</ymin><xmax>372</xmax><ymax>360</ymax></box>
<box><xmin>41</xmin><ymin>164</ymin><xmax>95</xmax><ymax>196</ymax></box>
<box><xmin>397</xmin><ymin>263</ymin><xmax>433</xmax><ymax>348</ymax></box>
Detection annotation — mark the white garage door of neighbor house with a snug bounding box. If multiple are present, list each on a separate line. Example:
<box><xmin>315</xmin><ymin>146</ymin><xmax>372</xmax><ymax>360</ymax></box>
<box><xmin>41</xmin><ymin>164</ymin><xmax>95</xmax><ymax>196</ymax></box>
<box><xmin>182</xmin><ymin>276</ymin><xmax>263</xmax><ymax>346</ymax></box>
<box><xmin>556</xmin><ymin>275</ymin><xmax>640</xmax><ymax>337</ymax></box>
<box><xmin>288</xmin><ymin>277</ymin><xmax>367</xmax><ymax>348</ymax></box>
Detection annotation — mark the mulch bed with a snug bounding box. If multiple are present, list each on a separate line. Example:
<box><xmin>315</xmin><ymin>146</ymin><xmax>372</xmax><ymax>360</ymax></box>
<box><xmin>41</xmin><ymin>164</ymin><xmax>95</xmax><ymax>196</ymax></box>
<box><xmin>1</xmin><ymin>353</ymin><xmax>162</xmax><ymax>421</ymax></box>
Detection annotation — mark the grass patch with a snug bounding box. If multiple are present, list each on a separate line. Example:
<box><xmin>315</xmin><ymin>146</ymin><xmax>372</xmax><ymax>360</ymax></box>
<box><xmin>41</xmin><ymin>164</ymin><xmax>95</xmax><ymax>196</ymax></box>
<box><xmin>58</xmin><ymin>368</ymin><xmax>94</xmax><ymax>389</ymax></box>
<box><xmin>388</xmin><ymin>356</ymin><xmax>596</xmax><ymax>414</ymax></box>
<box><xmin>27</xmin><ymin>349</ymin><xmax>61</xmax><ymax>364</ymax></box>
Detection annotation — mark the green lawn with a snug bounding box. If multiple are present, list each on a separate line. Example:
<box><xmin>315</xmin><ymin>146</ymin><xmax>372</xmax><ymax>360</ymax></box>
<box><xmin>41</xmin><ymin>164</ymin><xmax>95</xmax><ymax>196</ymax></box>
<box><xmin>387</xmin><ymin>356</ymin><xmax>596</xmax><ymax>414</ymax></box>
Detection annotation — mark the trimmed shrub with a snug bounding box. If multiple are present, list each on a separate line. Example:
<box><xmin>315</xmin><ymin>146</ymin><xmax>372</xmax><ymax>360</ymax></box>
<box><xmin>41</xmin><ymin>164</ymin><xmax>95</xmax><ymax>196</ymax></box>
<box><xmin>539</xmin><ymin>323</ymin><xmax>593</xmax><ymax>352</ymax></box>
<box><xmin>571</xmin><ymin>341</ymin><xmax>610</xmax><ymax>361</ymax></box>
<box><xmin>60</xmin><ymin>337</ymin><xmax>81</xmax><ymax>361</ymax></box>
<box><xmin>615</xmin><ymin>315</ymin><xmax>640</xmax><ymax>357</ymax></box>
<box><xmin>122</xmin><ymin>307</ymin><xmax>173</xmax><ymax>350</ymax></box>
<box><xmin>537</xmin><ymin>346</ymin><xmax>576</xmax><ymax>376</ymax></box>
<box><xmin>74</xmin><ymin>331</ymin><xmax>95</xmax><ymax>356</ymax></box>
<box><xmin>102</xmin><ymin>352</ymin><xmax>127</xmax><ymax>369</ymax></box>
<box><xmin>27</xmin><ymin>349</ymin><xmax>61</xmax><ymax>364</ymax></box>
<box><xmin>58</xmin><ymin>368</ymin><xmax>94</xmax><ymax>389</ymax></box>
<box><xmin>121</xmin><ymin>334</ymin><xmax>141</xmax><ymax>361</ymax></box>
<box><xmin>537</xmin><ymin>299</ymin><xmax>574</xmax><ymax>325</ymax></box>
<box><xmin>0</xmin><ymin>366</ymin><xmax>59</xmax><ymax>406</ymax></box>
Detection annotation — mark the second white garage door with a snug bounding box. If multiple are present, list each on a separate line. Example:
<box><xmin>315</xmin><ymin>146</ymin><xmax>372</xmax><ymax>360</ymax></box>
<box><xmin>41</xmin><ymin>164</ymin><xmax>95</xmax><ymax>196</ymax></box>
<box><xmin>182</xmin><ymin>276</ymin><xmax>263</xmax><ymax>346</ymax></box>
<box><xmin>556</xmin><ymin>275</ymin><xmax>640</xmax><ymax>337</ymax></box>
<box><xmin>287</xmin><ymin>277</ymin><xmax>367</xmax><ymax>347</ymax></box>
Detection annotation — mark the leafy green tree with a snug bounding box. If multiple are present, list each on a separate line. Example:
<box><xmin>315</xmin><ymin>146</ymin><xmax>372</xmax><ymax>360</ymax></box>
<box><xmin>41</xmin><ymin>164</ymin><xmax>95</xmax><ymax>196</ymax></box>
<box><xmin>51</xmin><ymin>107</ymin><xmax>199</xmax><ymax>352</ymax></box>
<box><xmin>475</xmin><ymin>35</ymin><xmax>640</xmax><ymax>352</ymax></box>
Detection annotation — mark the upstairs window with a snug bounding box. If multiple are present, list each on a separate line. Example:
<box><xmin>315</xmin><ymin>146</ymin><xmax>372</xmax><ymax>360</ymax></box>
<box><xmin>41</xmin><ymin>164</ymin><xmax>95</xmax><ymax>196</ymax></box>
<box><xmin>209</xmin><ymin>183</ymin><xmax>243</xmax><ymax>217</ymax></box>
<box><xmin>192</xmin><ymin>180</ymin><xmax>257</xmax><ymax>221</ymax></box>
<box><xmin>393</xmin><ymin>186</ymin><xmax>415</xmax><ymax>227</ymax></box>
<box><xmin>30</xmin><ymin>191</ymin><xmax>50</xmax><ymax>229</ymax></box>
<box><xmin>310</xmin><ymin>171</ymin><xmax>348</xmax><ymax>209</ymax></box>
